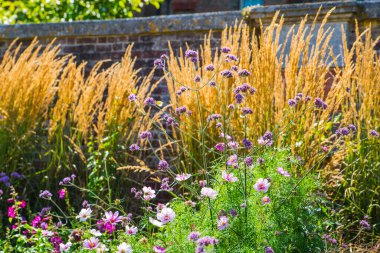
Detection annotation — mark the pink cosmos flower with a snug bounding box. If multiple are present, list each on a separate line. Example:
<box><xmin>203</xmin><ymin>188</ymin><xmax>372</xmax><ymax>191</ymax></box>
<box><xmin>103</xmin><ymin>211</ymin><xmax>122</xmax><ymax>224</ymax></box>
<box><xmin>125</xmin><ymin>225</ymin><xmax>138</xmax><ymax>235</ymax></box>
<box><xmin>226</xmin><ymin>154</ymin><xmax>238</xmax><ymax>167</ymax></box>
<box><xmin>222</xmin><ymin>171</ymin><xmax>238</xmax><ymax>182</ymax></box>
<box><xmin>261</xmin><ymin>196</ymin><xmax>271</xmax><ymax>205</ymax></box>
<box><xmin>142</xmin><ymin>186</ymin><xmax>156</xmax><ymax>201</ymax></box>
<box><xmin>201</xmin><ymin>187</ymin><xmax>218</xmax><ymax>199</ymax></box>
<box><xmin>83</xmin><ymin>237</ymin><xmax>99</xmax><ymax>249</ymax></box>
<box><xmin>254</xmin><ymin>178</ymin><xmax>270</xmax><ymax>193</ymax></box>
<box><xmin>153</xmin><ymin>246</ymin><xmax>167</xmax><ymax>253</ymax></box>
<box><xmin>227</xmin><ymin>141</ymin><xmax>239</xmax><ymax>150</ymax></box>
<box><xmin>175</xmin><ymin>173</ymin><xmax>191</xmax><ymax>181</ymax></box>
<box><xmin>276</xmin><ymin>167</ymin><xmax>291</xmax><ymax>177</ymax></box>
<box><xmin>59</xmin><ymin>241</ymin><xmax>72</xmax><ymax>252</ymax></box>
<box><xmin>217</xmin><ymin>216</ymin><xmax>229</xmax><ymax>230</ymax></box>
<box><xmin>157</xmin><ymin>207</ymin><xmax>176</xmax><ymax>224</ymax></box>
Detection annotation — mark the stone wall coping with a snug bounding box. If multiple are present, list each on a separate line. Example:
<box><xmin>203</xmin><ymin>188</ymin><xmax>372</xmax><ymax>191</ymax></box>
<box><xmin>247</xmin><ymin>0</ymin><xmax>380</xmax><ymax>23</ymax></box>
<box><xmin>0</xmin><ymin>11</ymin><xmax>241</xmax><ymax>40</ymax></box>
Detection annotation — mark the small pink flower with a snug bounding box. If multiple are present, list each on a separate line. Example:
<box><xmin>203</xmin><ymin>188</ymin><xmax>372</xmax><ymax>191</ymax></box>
<box><xmin>217</xmin><ymin>216</ymin><xmax>229</xmax><ymax>230</ymax></box>
<box><xmin>201</xmin><ymin>187</ymin><xmax>218</xmax><ymax>199</ymax></box>
<box><xmin>58</xmin><ymin>189</ymin><xmax>66</xmax><ymax>199</ymax></box>
<box><xmin>157</xmin><ymin>207</ymin><xmax>176</xmax><ymax>224</ymax></box>
<box><xmin>254</xmin><ymin>178</ymin><xmax>270</xmax><ymax>193</ymax></box>
<box><xmin>126</xmin><ymin>225</ymin><xmax>138</xmax><ymax>235</ymax></box>
<box><xmin>276</xmin><ymin>167</ymin><xmax>291</xmax><ymax>177</ymax></box>
<box><xmin>103</xmin><ymin>211</ymin><xmax>122</xmax><ymax>224</ymax></box>
<box><xmin>222</xmin><ymin>171</ymin><xmax>238</xmax><ymax>182</ymax></box>
<box><xmin>83</xmin><ymin>237</ymin><xmax>99</xmax><ymax>249</ymax></box>
<box><xmin>261</xmin><ymin>196</ymin><xmax>271</xmax><ymax>205</ymax></box>
<box><xmin>175</xmin><ymin>173</ymin><xmax>191</xmax><ymax>181</ymax></box>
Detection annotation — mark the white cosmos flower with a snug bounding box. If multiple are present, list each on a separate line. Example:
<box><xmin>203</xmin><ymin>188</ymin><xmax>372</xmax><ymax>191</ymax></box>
<box><xmin>90</xmin><ymin>229</ymin><xmax>102</xmax><ymax>237</ymax></box>
<box><xmin>59</xmin><ymin>241</ymin><xmax>72</xmax><ymax>252</ymax></box>
<box><xmin>149</xmin><ymin>217</ymin><xmax>163</xmax><ymax>227</ymax></box>
<box><xmin>117</xmin><ymin>242</ymin><xmax>133</xmax><ymax>253</ymax></box>
<box><xmin>76</xmin><ymin>207</ymin><xmax>92</xmax><ymax>222</ymax></box>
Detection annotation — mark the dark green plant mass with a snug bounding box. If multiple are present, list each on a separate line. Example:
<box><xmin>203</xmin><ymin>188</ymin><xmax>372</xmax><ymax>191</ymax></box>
<box><xmin>0</xmin><ymin>0</ymin><xmax>163</xmax><ymax>24</ymax></box>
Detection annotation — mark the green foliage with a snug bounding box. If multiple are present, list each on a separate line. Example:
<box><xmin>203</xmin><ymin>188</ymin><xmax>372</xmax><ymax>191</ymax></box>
<box><xmin>156</xmin><ymin>149</ymin><xmax>327</xmax><ymax>252</ymax></box>
<box><xmin>0</xmin><ymin>0</ymin><xmax>164</xmax><ymax>24</ymax></box>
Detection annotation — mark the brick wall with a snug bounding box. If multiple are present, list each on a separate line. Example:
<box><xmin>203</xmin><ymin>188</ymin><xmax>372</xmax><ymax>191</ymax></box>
<box><xmin>0</xmin><ymin>1</ymin><xmax>379</xmax><ymax>101</ymax></box>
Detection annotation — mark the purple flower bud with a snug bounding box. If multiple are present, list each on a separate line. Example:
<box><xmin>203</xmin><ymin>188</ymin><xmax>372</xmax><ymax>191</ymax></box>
<box><xmin>369</xmin><ymin>129</ymin><xmax>379</xmax><ymax>138</ymax></box>
<box><xmin>188</xmin><ymin>232</ymin><xmax>200</xmax><ymax>242</ymax></box>
<box><xmin>154</xmin><ymin>59</ymin><xmax>164</xmax><ymax>69</ymax></box>
<box><xmin>348</xmin><ymin>124</ymin><xmax>356</xmax><ymax>132</ymax></box>
<box><xmin>231</xmin><ymin>65</ymin><xmax>238</xmax><ymax>71</ymax></box>
<box><xmin>185</xmin><ymin>49</ymin><xmax>197</xmax><ymax>59</ymax></box>
<box><xmin>129</xmin><ymin>144</ymin><xmax>140</xmax><ymax>152</ymax></box>
<box><xmin>205</xmin><ymin>64</ymin><xmax>215</xmax><ymax>71</ymax></box>
<box><xmin>228</xmin><ymin>104</ymin><xmax>235</xmax><ymax>110</ymax></box>
<box><xmin>144</xmin><ymin>97</ymin><xmax>156</xmax><ymax>106</ymax></box>
<box><xmin>230</xmin><ymin>208</ymin><xmax>238</xmax><ymax>217</ymax></box>
<box><xmin>220</xmin><ymin>47</ymin><xmax>231</xmax><ymax>53</ymax></box>
<box><xmin>241</xmin><ymin>107</ymin><xmax>253</xmax><ymax>115</ymax></box>
<box><xmin>359</xmin><ymin>219</ymin><xmax>371</xmax><ymax>230</ymax></box>
<box><xmin>220</xmin><ymin>70</ymin><xmax>233</xmax><ymax>78</ymax></box>
<box><xmin>209</xmin><ymin>81</ymin><xmax>216</xmax><ymax>87</ymax></box>
<box><xmin>235</xmin><ymin>93</ymin><xmax>243</xmax><ymax>104</ymax></box>
<box><xmin>336</xmin><ymin>127</ymin><xmax>350</xmax><ymax>137</ymax></box>
<box><xmin>242</xmin><ymin>138</ymin><xmax>252</xmax><ymax>149</ymax></box>
<box><xmin>128</xmin><ymin>94</ymin><xmax>138</xmax><ymax>102</ymax></box>
<box><xmin>140</xmin><ymin>131</ymin><xmax>152</xmax><ymax>140</ymax></box>
<box><xmin>226</xmin><ymin>54</ymin><xmax>238</xmax><ymax>61</ymax></box>
<box><xmin>158</xmin><ymin>160</ymin><xmax>169</xmax><ymax>171</ymax></box>
<box><xmin>39</xmin><ymin>190</ymin><xmax>52</xmax><ymax>199</ymax></box>
<box><xmin>194</xmin><ymin>75</ymin><xmax>201</xmax><ymax>82</ymax></box>
<box><xmin>238</xmin><ymin>69</ymin><xmax>251</xmax><ymax>77</ymax></box>
<box><xmin>244</xmin><ymin>156</ymin><xmax>253</xmax><ymax>166</ymax></box>
<box><xmin>175</xmin><ymin>106</ymin><xmax>187</xmax><ymax>115</ymax></box>
<box><xmin>314</xmin><ymin>98</ymin><xmax>328</xmax><ymax>110</ymax></box>
<box><xmin>288</xmin><ymin>99</ymin><xmax>297</xmax><ymax>107</ymax></box>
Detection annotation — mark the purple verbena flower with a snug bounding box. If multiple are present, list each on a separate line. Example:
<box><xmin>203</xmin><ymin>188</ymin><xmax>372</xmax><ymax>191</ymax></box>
<box><xmin>244</xmin><ymin>156</ymin><xmax>253</xmax><ymax>166</ymax></box>
<box><xmin>158</xmin><ymin>160</ymin><xmax>169</xmax><ymax>171</ymax></box>
<box><xmin>235</xmin><ymin>93</ymin><xmax>243</xmax><ymax>104</ymax></box>
<box><xmin>194</xmin><ymin>75</ymin><xmax>201</xmax><ymax>82</ymax></box>
<box><xmin>314</xmin><ymin>97</ymin><xmax>328</xmax><ymax>110</ymax></box>
<box><xmin>238</xmin><ymin>69</ymin><xmax>251</xmax><ymax>77</ymax></box>
<box><xmin>39</xmin><ymin>190</ymin><xmax>52</xmax><ymax>199</ymax></box>
<box><xmin>144</xmin><ymin>97</ymin><xmax>156</xmax><ymax>106</ymax></box>
<box><xmin>209</xmin><ymin>81</ymin><xmax>216</xmax><ymax>87</ymax></box>
<box><xmin>359</xmin><ymin>219</ymin><xmax>371</xmax><ymax>230</ymax></box>
<box><xmin>288</xmin><ymin>99</ymin><xmax>297</xmax><ymax>107</ymax></box>
<box><xmin>128</xmin><ymin>94</ymin><xmax>137</xmax><ymax>102</ymax></box>
<box><xmin>188</xmin><ymin>232</ymin><xmax>200</xmax><ymax>242</ymax></box>
<box><xmin>220</xmin><ymin>47</ymin><xmax>231</xmax><ymax>53</ymax></box>
<box><xmin>242</xmin><ymin>138</ymin><xmax>252</xmax><ymax>149</ymax></box>
<box><xmin>140</xmin><ymin>131</ymin><xmax>152</xmax><ymax>140</ymax></box>
<box><xmin>226</xmin><ymin>54</ymin><xmax>238</xmax><ymax>61</ymax></box>
<box><xmin>220</xmin><ymin>70</ymin><xmax>233</xmax><ymax>78</ymax></box>
<box><xmin>241</xmin><ymin>107</ymin><xmax>253</xmax><ymax>115</ymax></box>
<box><xmin>129</xmin><ymin>144</ymin><xmax>140</xmax><ymax>152</ymax></box>
<box><xmin>369</xmin><ymin>129</ymin><xmax>379</xmax><ymax>138</ymax></box>
<box><xmin>205</xmin><ymin>64</ymin><xmax>215</xmax><ymax>71</ymax></box>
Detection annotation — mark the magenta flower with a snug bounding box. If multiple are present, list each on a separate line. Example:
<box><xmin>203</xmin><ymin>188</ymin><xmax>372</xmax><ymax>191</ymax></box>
<box><xmin>7</xmin><ymin>206</ymin><xmax>15</xmax><ymax>218</ymax></box>
<box><xmin>222</xmin><ymin>171</ymin><xmax>238</xmax><ymax>183</ymax></box>
<box><xmin>83</xmin><ymin>237</ymin><xmax>99</xmax><ymax>249</ymax></box>
<box><xmin>254</xmin><ymin>178</ymin><xmax>270</xmax><ymax>193</ymax></box>
<box><xmin>215</xmin><ymin>143</ymin><xmax>225</xmax><ymax>152</ymax></box>
<box><xmin>217</xmin><ymin>216</ymin><xmax>229</xmax><ymax>230</ymax></box>
<box><xmin>58</xmin><ymin>189</ymin><xmax>66</xmax><ymax>199</ymax></box>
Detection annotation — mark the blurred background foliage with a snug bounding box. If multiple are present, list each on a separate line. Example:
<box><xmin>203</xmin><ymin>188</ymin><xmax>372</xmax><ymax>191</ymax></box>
<box><xmin>0</xmin><ymin>0</ymin><xmax>164</xmax><ymax>24</ymax></box>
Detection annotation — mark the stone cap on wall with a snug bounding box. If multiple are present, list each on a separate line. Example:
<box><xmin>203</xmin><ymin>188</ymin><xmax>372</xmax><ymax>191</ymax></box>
<box><xmin>246</xmin><ymin>0</ymin><xmax>380</xmax><ymax>23</ymax></box>
<box><xmin>0</xmin><ymin>11</ymin><xmax>241</xmax><ymax>40</ymax></box>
